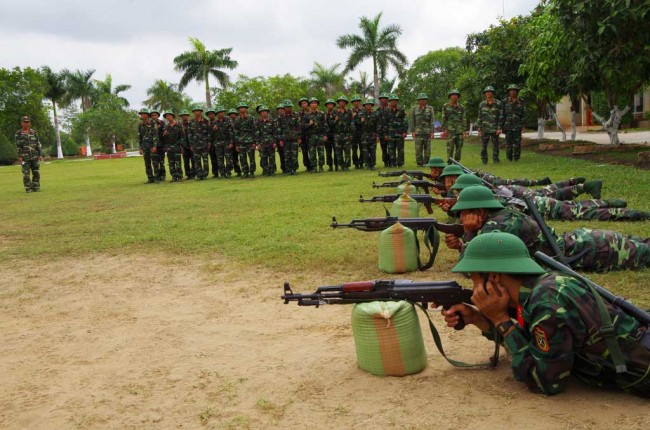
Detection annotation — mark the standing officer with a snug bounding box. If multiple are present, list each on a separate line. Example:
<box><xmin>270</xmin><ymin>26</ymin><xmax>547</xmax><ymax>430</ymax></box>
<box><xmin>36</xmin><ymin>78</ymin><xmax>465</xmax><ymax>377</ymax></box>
<box><xmin>162</xmin><ymin>111</ymin><xmax>184</xmax><ymax>182</ymax></box>
<box><xmin>478</xmin><ymin>86</ymin><xmax>502</xmax><ymax>164</ymax></box>
<box><xmin>212</xmin><ymin>106</ymin><xmax>234</xmax><ymax>178</ymax></box>
<box><xmin>384</xmin><ymin>94</ymin><xmax>408</xmax><ymax>167</ymax></box>
<box><xmin>233</xmin><ymin>102</ymin><xmax>257</xmax><ymax>178</ymax></box>
<box><xmin>357</xmin><ymin>99</ymin><xmax>379</xmax><ymax>170</ymax></box>
<box><xmin>205</xmin><ymin>108</ymin><xmax>219</xmax><ymax>177</ymax></box>
<box><xmin>227</xmin><ymin>108</ymin><xmax>242</xmax><ymax>177</ymax></box>
<box><xmin>411</xmin><ymin>92</ymin><xmax>435</xmax><ymax>167</ymax></box>
<box><xmin>441</xmin><ymin>89</ymin><xmax>468</xmax><ymax>162</ymax></box>
<box><xmin>324</xmin><ymin>98</ymin><xmax>337</xmax><ymax>171</ymax></box>
<box><xmin>150</xmin><ymin>109</ymin><xmax>166</xmax><ymax>182</ymax></box>
<box><xmin>137</xmin><ymin>108</ymin><xmax>159</xmax><ymax>183</ymax></box>
<box><xmin>15</xmin><ymin>115</ymin><xmax>43</xmax><ymax>192</ymax></box>
<box><xmin>332</xmin><ymin>95</ymin><xmax>354</xmax><ymax>171</ymax></box>
<box><xmin>377</xmin><ymin>92</ymin><xmax>390</xmax><ymax>167</ymax></box>
<box><xmin>278</xmin><ymin>99</ymin><xmax>302</xmax><ymax>175</ymax></box>
<box><xmin>298</xmin><ymin>97</ymin><xmax>311</xmax><ymax>172</ymax></box>
<box><xmin>188</xmin><ymin>105</ymin><xmax>210</xmax><ymax>180</ymax></box>
<box><xmin>501</xmin><ymin>84</ymin><xmax>526</xmax><ymax>161</ymax></box>
<box><xmin>350</xmin><ymin>94</ymin><xmax>363</xmax><ymax>169</ymax></box>
<box><xmin>275</xmin><ymin>104</ymin><xmax>287</xmax><ymax>173</ymax></box>
<box><xmin>179</xmin><ymin>110</ymin><xmax>195</xmax><ymax>180</ymax></box>
<box><xmin>304</xmin><ymin>97</ymin><xmax>329</xmax><ymax>173</ymax></box>
<box><xmin>255</xmin><ymin>105</ymin><xmax>279</xmax><ymax>176</ymax></box>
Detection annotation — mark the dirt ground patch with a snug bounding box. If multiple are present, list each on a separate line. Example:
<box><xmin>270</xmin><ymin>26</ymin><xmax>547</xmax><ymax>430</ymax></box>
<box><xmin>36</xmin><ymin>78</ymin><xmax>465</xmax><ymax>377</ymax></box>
<box><xmin>1</xmin><ymin>254</ymin><xmax>648</xmax><ymax>430</ymax></box>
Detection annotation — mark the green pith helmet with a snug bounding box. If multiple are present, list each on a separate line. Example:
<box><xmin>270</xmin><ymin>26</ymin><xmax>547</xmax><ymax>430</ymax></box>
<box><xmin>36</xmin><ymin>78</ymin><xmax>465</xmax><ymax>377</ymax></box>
<box><xmin>138</xmin><ymin>107</ymin><xmax>150</xmax><ymax>115</ymax></box>
<box><xmin>255</xmin><ymin>104</ymin><xmax>264</xmax><ymax>113</ymax></box>
<box><xmin>507</xmin><ymin>84</ymin><xmax>520</xmax><ymax>91</ymax></box>
<box><xmin>276</xmin><ymin>103</ymin><xmax>284</xmax><ymax>110</ymax></box>
<box><xmin>325</xmin><ymin>98</ymin><xmax>336</xmax><ymax>106</ymax></box>
<box><xmin>450</xmin><ymin>185</ymin><xmax>504</xmax><ymax>211</ymax></box>
<box><xmin>205</xmin><ymin>108</ymin><xmax>216</xmax><ymax>114</ymax></box>
<box><xmin>379</xmin><ymin>92</ymin><xmax>389</xmax><ymax>99</ymax></box>
<box><xmin>309</xmin><ymin>97</ymin><xmax>319</xmax><ymax>104</ymax></box>
<box><xmin>163</xmin><ymin>111</ymin><xmax>175</xmax><ymax>118</ymax></box>
<box><xmin>388</xmin><ymin>93</ymin><xmax>399</xmax><ymax>101</ymax></box>
<box><xmin>191</xmin><ymin>105</ymin><xmax>204</xmax><ymax>112</ymax></box>
<box><xmin>335</xmin><ymin>95</ymin><xmax>348</xmax><ymax>103</ymax></box>
<box><xmin>258</xmin><ymin>105</ymin><xmax>270</xmax><ymax>112</ymax></box>
<box><xmin>416</xmin><ymin>92</ymin><xmax>429</xmax><ymax>100</ymax></box>
<box><xmin>227</xmin><ymin>108</ymin><xmax>237</xmax><ymax>115</ymax></box>
<box><xmin>215</xmin><ymin>106</ymin><xmax>226</xmax><ymax>114</ymax></box>
<box><xmin>425</xmin><ymin>157</ymin><xmax>446</xmax><ymax>168</ymax></box>
<box><xmin>483</xmin><ymin>86</ymin><xmax>495</xmax><ymax>94</ymax></box>
<box><xmin>363</xmin><ymin>98</ymin><xmax>375</xmax><ymax>106</ymax></box>
<box><xmin>283</xmin><ymin>99</ymin><xmax>293</xmax><ymax>106</ymax></box>
<box><xmin>438</xmin><ymin>164</ymin><xmax>465</xmax><ymax>179</ymax></box>
<box><xmin>452</xmin><ymin>232</ymin><xmax>546</xmax><ymax>275</ymax></box>
<box><xmin>298</xmin><ymin>97</ymin><xmax>309</xmax><ymax>104</ymax></box>
<box><xmin>351</xmin><ymin>94</ymin><xmax>362</xmax><ymax>102</ymax></box>
<box><xmin>150</xmin><ymin>109</ymin><xmax>160</xmax><ymax>115</ymax></box>
<box><xmin>179</xmin><ymin>110</ymin><xmax>190</xmax><ymax>116</ymax></box>
<box><xmin>451</xmin><ymin>174</ymin><xmax>485</xmax><ymax>191</ymax></box>
<box><xmin>236</xmin><ymin>101</ymin><xmax>249</xmax><ymax>109</ymax></box>
<box><xmin>448</xmin><ymin>89</ymin><xmax>461</xmax><ymax>98</ymax></box>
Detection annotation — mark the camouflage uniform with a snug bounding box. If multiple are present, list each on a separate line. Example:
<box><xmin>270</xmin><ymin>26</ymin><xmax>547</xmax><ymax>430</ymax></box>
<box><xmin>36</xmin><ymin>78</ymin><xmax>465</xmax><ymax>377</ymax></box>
<box><xmin>161</xmin><ymin>119</ymin><xmax>184</xmax><ymax>181</ymax></box>
<box><xmin>299</xmin><ymin>106</ymin><xmax>312</xmax><ymax>171</ymax></box>
<box><xmin>507</xmin><ymin>178</ymin><xmax>592</xmax><ymax>201</ymax></box>
<box><xmin>331</xmin><ymin>108</ymin><xmax>354</xmax><ymax>170</ymax></box>
<box><xmin>138</xmin><ymin>117</ymin><xmax>159</xmax><ymax>182</ymax></box>
<box><xmin>325</xmin><ymin>108</ymin><xmax>337</xmax><ymax>170</ymax></box>
<box><xmin>493</xmin><ymin>272</ymin><xmax>650</xmax><ymax>397</ymax></box>
<box><xmin>180</xmin><ymin>117</ymin><xmax>195</xmax><ymax>179</ymax></box>
<box><xmin>153</xmin><ymin>117</ymin><xmax>166</xmax><ymax>181</ymax></box>
<box><xmin>228</xmin><ymin>111</ymin><xmax>242</xmax><ymax>176</ymax></box>
<box><xmin>278</xmin><ymin>110</ymin><xmax>302</xmax><ymax>175</ymax></box>
<box><xmin>384</xmin><ymin>107</ymin><xmax>408</xmax><ymax>167</ymax></box>
<box><xmin>357</xmin><ymin>108</ymin><xmax>379</xmax><ymax>169</ymax></box>
<box><xmin>256</xmin><ymin>116</ymin><xmax>279</xmax><ymax>176</ymax></box>
<box><xmin>351</xmin><ymin>105</ymin><xmax>363</xmax><ymax>168</ymax></box>
<box><xmin>501</xmin><ymin>96</ymin><xmax>525</xmax><ymax>161</ymax></box>
<box><xmin>15</xmin><ymin>126</ymin><xmax>42</xmax><ymax>191</ymax></box>
<box><xmin>212</xmin><ymin>117</ymin><xmax>234</xmax><ymax>177</ymax></box>
<box><xmin>188</xmin><ymin>116</ymin><xmax>211</xmax><ymax>180</ymax></box>
<box><xmin>477</xmin><ymin>99</ymin><xmax>502</xmax><ymax>163</ymax></box>
<box><xmin>412</xmin><ymin>104</ymin><xmax>434</xmax><ymax>166</ymax></box>
<box><xmin>477</xmin><ymin>171</ymin><xmax>550</xmax><ymax>187</ymax></box>
<box><xmin>304</xmin><ymin>109</ymin><xmax>329</xmax><ymax>172</ymax></box>
<box><xmin>233</xmin><ymin>114</ymin><xmax>257</xmax><ymax>177</ymax></box>
<box><xmin>377</xmin><ymin>102</ymin><xmax>390</xmax><ymax>167</ymax></box>
<box><xmin>531</xmin><ymin>196</ymin><xmax>648</xmax><ymax>221</ymax></box>
<box><xmin>441</xmin><ymin>102</ymin><xmax>466</xmax><ymax>162</ymax></box>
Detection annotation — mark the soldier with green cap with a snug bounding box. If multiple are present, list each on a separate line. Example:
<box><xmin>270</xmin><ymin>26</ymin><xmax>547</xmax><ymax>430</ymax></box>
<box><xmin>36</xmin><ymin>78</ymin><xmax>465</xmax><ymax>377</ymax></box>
<box><xmin>501</xmin><ymin>84</ymin><xmax>525</xmax><ymax>161</ymax></box>
<box><xmin>304</xmin><ymin>97</ymin><xmax>329</xmax><ymax>172</ymax></box>
<box><xmin>211</xmin><ymin>106</ymin><xmax>234</xmax><ymax>178</ymax></box>
<box><xmin>278</xmin><ymin>99</ymin><xmax>302</xmax><ymax>175</ymax></box>
<box><xmin>425</xmin><ymin>156</ymin><xmax>447</xmax><ymax>182</ymax></box>
<box><xmin>137</xmin><ymin>108</ymin><xmax>159</xmax><ymax>183</ymax></box>
<box><xmin>179</xmin><ymin>110</ymin><xmax>195</xmax><ymax>179</ymax></box>
<box><xmin>227</xmin><ymin>109</ymin><xmax>242</xmax><ymax>176</ymax></box>
<box><xmin>384</xmin><ymin>94</ymin><xmax>408</xmax><ymax>167</ymax></box>
<box><xmin>411</xmin><ymin>92</ymin><xmax>435</xmax><ymax>166</ymax></box>
<box><xmin>162</xmin><ymin>111</ymin><xmax>184</xmax><ymax>182</ymax></box>
<box><xmin>356</xmin><ymin>98</ymin><xmax>379</xmax><ymax>169</ymax></box>
<box><xmin>437</xmin><ymin>231</ymin><xmax>650</xmax><ymax>397</ymax></box>
<box><xmin>332</xmin><ymin>95</ymin><xmax>354</xmax><ymax>171</ymax></box>
<box><xmin>233</xmin><ymin>102</ymin><xmax>257</xmax><ymax>178</ymax></box>
<box><xmin>205</xmin><ymin>107</ymin><xmax>219</xmax><ymax>177</ymax></box>
<box><xmin>298</xmin><ymin>97</ymin><xmax>312</xmax><ymax>172</ymax></box>
<box><xmin>275</xmin><ymin>104</ymin><xmax>287</xmax><ymax>173</ymax></box>
<box><xmin>478</xmin><ymin>86</ymin><xmax>502</xmax><ymax>164</ymax></box>
<box><xmin>324</xmin><ymin>98</ymin><xmax>337</xmax><ymax>171</ymax></box>
<box><xmin>150</xmin><ymin>109</ymin><xmax>167</xmax><ymax>182</ymax></box>
<box><xmin>350</xmin><ymin>94</ymin><xmax>363</xmax><ymax>169</ymax></box>
<box><xmin>255</xmin><ymin>105</ymin><xmax>279</xmax><ymax>176</ymax></box>
<box><xmin>441</xmin><ymin>89</ymin><xmax>468</xmax><ymax>162</ymax></box>
<box><xmin>188</xmin><ymin>105</ymin><xmax>210</xmax><ymax>180</ymax></box>
<box><xmin>445</xmin><ymin>186</ymin><xmax>650</xmax><ymax>272</ymax></box>
<box><xmin>377</xmin><ymin>92</ymin><xmax>390</xmax><ymax>167</ymax></box>
<box><xmin>15</xmin><ymin>115</ymin><xmax>43</xmax><ymax>192</ymax></box>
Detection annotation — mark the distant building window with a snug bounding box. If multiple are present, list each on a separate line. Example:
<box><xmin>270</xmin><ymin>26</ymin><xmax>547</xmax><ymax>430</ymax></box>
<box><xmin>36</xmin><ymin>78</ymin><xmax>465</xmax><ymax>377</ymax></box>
<box><xmin>634</xmin><ymin>92</ymin><xmax>643</xmax><ymax>113</ymax></box>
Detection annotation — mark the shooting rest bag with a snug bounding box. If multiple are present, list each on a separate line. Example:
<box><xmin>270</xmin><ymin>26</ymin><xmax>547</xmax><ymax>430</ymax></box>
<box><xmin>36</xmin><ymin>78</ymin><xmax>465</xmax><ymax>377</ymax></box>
<box><xmin>389</xmin><ymin>194</ymin><xmax>420</xmax><ymax>218</ymax></box>
<box><xmin>352</xmin><ymin>301</ymin><xmax>427</xmax><ymax>376</ymax></box>
<box><xmin>378</xmin><ymin>222</ymin><xmax>418</xmax><ymax>273</ymax></box>
<box><xmin>397</xmin><ymin>182</ymin><xmax>418</xmax><ymax>195</ymax></box>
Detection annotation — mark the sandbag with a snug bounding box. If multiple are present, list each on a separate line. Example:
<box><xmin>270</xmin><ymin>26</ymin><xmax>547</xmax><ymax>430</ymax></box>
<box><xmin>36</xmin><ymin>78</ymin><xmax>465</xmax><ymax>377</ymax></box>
<box><xmin>351</xmin><ymin>300</ymin><xmax>427</xmax><ymax>376</ymax></box>
<box><xmin>397</xmin><ymin>182</ymin><xmax>417</xmax><ymax>196</ymax></box>
<box><xmin>378</xmin><ymin>222</ymin><xmax>418</xmax><ymax>274</ymax></box>
<box><xmin>399</xmin><ymin>173</ymin><xmax>413</xmax><ymax>183</ymax></box>
<box><xmin>389</xmin><ymin>194</ymin><xmax>420</xmax><ymax>218</ymax></box>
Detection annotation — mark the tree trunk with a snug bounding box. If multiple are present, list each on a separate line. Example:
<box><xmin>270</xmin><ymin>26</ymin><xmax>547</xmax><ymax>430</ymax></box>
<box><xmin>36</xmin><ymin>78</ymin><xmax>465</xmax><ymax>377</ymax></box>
<box><xmin>372</xmin><ymin>57</ymin><xmax>380</xmax><ymax>101</ymax></box>
<box><xmin>53</xmin><ymin>102</ymin><xmax>63</xmax><ymax>159</ymax></box>
<box><xmin>111</xmin><ymin>134</ymin><xmax>116</xmax><ymax>154</ymax></box>
<box><xmin>204</xmin><ymin>73</ymin><xmax>211</xmax><ymax>109</ymax></box>
<box><xmin>570</xmin><ymin>110</ymin><xmax>577</xmax><ymax>141</ymax></box>
<box><xmin>591</xmin><ymin>105</ymin><xmax>630</xmax><ymax>145</ymax></box>
<box><xmin>85</xmin><ymin>128</ymin><xmax>92</xmax><ymax>156</ymax></box>
<box><xmin>537</xmin><ymin>118</ymin><xmax>545</xmax><ymax>139</ymax></box>
<box><xmin>550</xmin><ymin>105</ymin><xmax>566</xmax><ymax>142</ymax></box>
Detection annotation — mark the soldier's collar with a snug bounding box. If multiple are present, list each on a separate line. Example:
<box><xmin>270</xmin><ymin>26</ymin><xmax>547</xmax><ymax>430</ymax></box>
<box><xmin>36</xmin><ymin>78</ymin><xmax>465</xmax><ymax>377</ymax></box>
<box><xmin>517</xmin><ymin>275</ymin><xmax>541</xmax><ymax>306</ymax></box>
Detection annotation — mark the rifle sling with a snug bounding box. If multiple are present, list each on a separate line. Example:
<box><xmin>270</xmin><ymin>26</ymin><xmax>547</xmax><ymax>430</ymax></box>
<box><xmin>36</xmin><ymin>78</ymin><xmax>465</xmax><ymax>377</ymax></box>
<box><xmin>414</xmin><ymin>303</ymin><xmax>500</xmax><ymax>368</ymax></box>
<box><xmin>415</xmin><ymin>225</ymin><xmax>440</xmax><ymax>271</ymax></box>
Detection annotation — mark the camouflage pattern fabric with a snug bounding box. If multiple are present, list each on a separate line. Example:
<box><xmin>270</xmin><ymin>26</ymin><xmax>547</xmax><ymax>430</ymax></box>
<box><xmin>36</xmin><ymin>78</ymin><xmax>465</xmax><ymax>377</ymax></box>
<box><xmin>256</xmin><ymin>117</ymin><xmax>279</xmax><ymax>176</ymax></box>
<box><xmin>161</xmin><ymin>121</ymin><xmax>184</xmax><ymax>181</ymax></box>
<box><xmin>331</xmin><ymin>108</ymin><xmax>353</xmax><ymax>169</ymax></box>
<box><xmin>305</xmin><ymin>110</ymin><xmax>329</xmax><ymax>171</ymax></box>
<box><xmin>478</xmin><ymin>100</ymin><xmax>502</xmax><ymax>163</ymax></box>
<box><xmin>478</xmin><ymin>171</ymin><xmax>548</xmax><ymax>187</ymax></box>
<box><xmin>351</xmin><ymin>106</ymin><xmax>363</xmax><ymax>168</ymax></box>
<box><xmin>494</xmin><ymin>272</ymin><xmax>650</xmax><ymax>397</ymax></box>
<box><xmin>180</xmin><ymin>119</ymin><xmax>195</xmax><ymax>179</ymax></box>
<box><xmin>501</xmin><ymin>97</ymin><xmax>525</xmax><ymax>161</ymax></box>
<box><xmin>357</xmin><ymin>109</ymin><xmax>379</xmax><ymax>169</ymax></box>
<box><xmin>15</xmin><ymin>127</ymin><xmax>42</xmax><ymax>191</ymax></box>
<box><xmin>385</xmin><ymin>107</ymin><xmax>408</xmax><ymax>167</ymax></box>
<box><xmin>441</xmin><ymin>102</ymin><xmax>465</xmax><ymax>162</ymax></box>
<box><xmin>138</xmin><ymin>118</ymin><xmax>159</xmax><ymax>181</ymax></box>
<box><xmin>299</xmin><ymin>109</ymin><xmax>312</xmax><ymax>171</ymax></box>
<box><xmin>532</xmin><ymin>197</ymin><xmax>648</xmax><ymax>221</ymax></box>
<box><xmin>412</xmin><ymin>104</ymin><xmax>434</xmax><ymax>166</ymax></box>
<box><xmin>278</xmin><ymin>111</ymin><xmax>302</xmax><ymax>174</ymax></box>
<box><xmin>507</xmin><ymin>180</ymin><xmax>586</xmax><ymax>201</ymax></box>
<box><xmin>325</xmin><ymin>110</ymin><xmax>336</xmax><ymax>169</ymax></box>
<box><xmin>234</xmin><ymin>115</ymin><xmax>257</xmax><ymax>176</ymax></box>
<box><xmin>154</xmin><ymin>118</ymin><xmax>167</xmax><ymax>181</ymax></box>
<box><xmin>189</xmin><ymin>117</ymin><xmax>211</xmax><ymax>180</ymax></box>
<box><xmin>212</xmin><ymin>117</ymin><xmax>234</xmax><ymax>177</ymax></box>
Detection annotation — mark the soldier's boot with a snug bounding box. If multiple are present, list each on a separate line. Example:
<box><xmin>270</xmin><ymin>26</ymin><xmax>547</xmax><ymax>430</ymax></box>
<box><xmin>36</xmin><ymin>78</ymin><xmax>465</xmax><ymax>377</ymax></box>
<box><xmin>32</xmin><ymin>181</ymin><xmax>41</xmax><ymax>192</ymax></box>
<box><xmin>583</xmin><ymin>180</ymin><xmax>603</xmax><ymax>199</ymax></box>
<box><xmin>538</xmin><ymin>177</ymin><xmax>552</xmax><ymax>186</ymax></box>
<box><xmin>600</xmin><ymin>198</ymin><xmax>627</xmax><ymax>208</ymax></box>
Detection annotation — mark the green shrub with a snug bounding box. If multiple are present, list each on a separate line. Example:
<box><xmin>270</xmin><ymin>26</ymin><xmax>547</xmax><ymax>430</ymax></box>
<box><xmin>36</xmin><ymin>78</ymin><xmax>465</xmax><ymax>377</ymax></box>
<box><xmin>48</xmin><ymin>134</ymin><xmax>80</xmax><ymax>157</ymax></box>
<box><xmin>0</xmin><ymin>133</ymin><xmax>18</xmax><ymax>165</ymax></box>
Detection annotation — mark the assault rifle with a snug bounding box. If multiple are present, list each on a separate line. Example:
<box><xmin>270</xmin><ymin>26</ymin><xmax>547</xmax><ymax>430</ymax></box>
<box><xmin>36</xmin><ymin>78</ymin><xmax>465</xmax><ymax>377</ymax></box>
<box><xmin>281</xmin><ymin>280</ymin><xmax>500</xmax><ymax>368</ymax></box>
<box><xmin>359</xmin><ymin>194</ymin><xmax>457</xmax><ymax>214</ymax></box>
<box><xmin>372</xmin><ymin>180</ymin><xmax>445</xmax><ymax>195</ymax></box>
<box><xmin>378</xmin><ymin>170</ymin><xmax>434</xmax><ymax>180</ymax></box>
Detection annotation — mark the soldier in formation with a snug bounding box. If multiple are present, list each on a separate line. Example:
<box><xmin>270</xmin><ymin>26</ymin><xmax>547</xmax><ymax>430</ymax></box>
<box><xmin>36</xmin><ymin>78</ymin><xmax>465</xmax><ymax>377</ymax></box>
<box><xmin>15</xmin><ymin>115</ymin><xmax>43</xmax><ymax>192</ymax></box>
<box><xmin>441</xmin><ymin>89</ymin><xmax>468</xmax><ymax>162</ymax></box>
<box><xmin>161</xmin><ymin>112</ymin><xmax>184</xmax><ymax>182</ymax></box>
<box><xmin>477</xmin><ymin>86</ymin><xmax>502</xmax><ymax>164</ymax></box>
<box><xmin>411</xmin><ymin>93</ymin><xmax>434</xmax><ymax>167</ymax></box>
<box><xmin>137</xmin><ymin>108</ymin><xmax>159</xmax><ymax>183</ymax></box>
<box><xmin>384</xmin><ymin>94</ymin><xmax>408</xmax><ymax>167</ymax></box>
<box><xmin>188</xmin><ymin>105</ymin><xmax>210</xmax><ymax>180</ymax></box>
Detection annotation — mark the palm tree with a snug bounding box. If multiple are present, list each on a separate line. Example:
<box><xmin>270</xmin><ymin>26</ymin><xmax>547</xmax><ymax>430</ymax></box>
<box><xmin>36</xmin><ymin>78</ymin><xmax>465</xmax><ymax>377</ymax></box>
<box><xmin>336</xmin><ymin>12</ymin><xmax>408</xmax><ymax>100</ymax></box>
<box><xmin>347</xmin><ymin>71</ymin><xmax>373</xmax><ymax>98</ymax></box>
<box><xmin>63</xmin><ymin>69</ymin><xmax>96</xmax><ymax>156</ymax></box>
<box><xmin>93</xmin><ymin>74</ymin><xmax>131</xmax><ymax>109</ymax></box>
<box><xmin>174</xmin><ymin>37</ymin><xmax>238</xmax><ymax>108</ymax></box>
<box><xmin>309</xmin><ymin>62</ymin><xmax>344</xmax><ymax>97</ymax></box>
<box><xmin>144</xmin><ymin>80</ymin><xmax>185</xmax><ymax>113</ymax></box>
<box><xmin>41</xmin><ymin>66</ymin><xmax>68</xmax><ymax>159</ymax></box>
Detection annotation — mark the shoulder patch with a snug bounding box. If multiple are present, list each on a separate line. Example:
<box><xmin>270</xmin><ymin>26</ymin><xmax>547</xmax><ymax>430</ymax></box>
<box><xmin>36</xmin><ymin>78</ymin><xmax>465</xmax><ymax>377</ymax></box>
<box><xmin>533</xmin><ymin>326</ymin><xmax>550</xmax><ymax>352</ymax></box>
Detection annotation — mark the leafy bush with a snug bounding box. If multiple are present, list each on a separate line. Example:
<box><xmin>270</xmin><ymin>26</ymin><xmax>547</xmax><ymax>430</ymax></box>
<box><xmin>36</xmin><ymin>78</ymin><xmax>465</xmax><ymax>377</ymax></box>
<box><xmin>0</xmin><ymin>133</ymin><xmax>18</xmax><ymax>165</ymax></box>
<box><xmin>48</xmin><ymin>133</ymin><xmax>80</xmax><ymax>157</ymax></box>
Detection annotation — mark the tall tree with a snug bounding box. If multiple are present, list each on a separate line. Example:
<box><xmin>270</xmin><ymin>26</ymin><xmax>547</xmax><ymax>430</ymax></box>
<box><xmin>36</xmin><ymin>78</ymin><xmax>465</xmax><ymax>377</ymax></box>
<box><xmin>336</xmin><ymin>12</ymin><xmax>408</xmax><ymax>100</ymax></box>
<box><xmin>41</xmin><ymin>66</ymin><xmax>68</xmax><ymax>159</ymax></box>
<box><xmin>174</xmin><ymin>37</ymin><xmax>238</xmax><ymax>108</ymax></box>
<box><xmin>214</xmin><ymin>74</ymin><xmax>311</xmax><ymax>112</ymax></box>
<box><xmin>309</xmin><ymin>62</ymin><xmax>344</xmax><ymax>97</ymax></box>
<box><xmin>93</xmin><ymin>74</ymin><xmax>131</xmax><ymax>108</ymax></box>
<box><xmin>144</xmin><ymin>80</ymin><xmax>185</xmax><ymax>113</ymax></box>
<box><xmin>63</xmin><ymin>68</ymin><xmax>96</xmax><ymax>156</ymax></box>
<box><xmin>347</xmin><ymin>71</ymin><xmax>373</xmax><ymax>98</ymax></box>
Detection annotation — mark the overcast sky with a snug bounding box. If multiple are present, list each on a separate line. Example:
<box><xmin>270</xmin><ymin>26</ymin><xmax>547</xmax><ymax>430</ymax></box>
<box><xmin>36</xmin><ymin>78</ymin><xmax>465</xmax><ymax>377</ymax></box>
<box><xmin>0</xmin><ymin>0</ymin><xmax>539</xmax><ymax>108</ymax></box>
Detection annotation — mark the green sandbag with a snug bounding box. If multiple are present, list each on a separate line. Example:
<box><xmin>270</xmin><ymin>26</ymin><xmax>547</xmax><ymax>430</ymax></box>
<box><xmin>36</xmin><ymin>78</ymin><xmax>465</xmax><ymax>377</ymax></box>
<box><xmin>397</xmin><ymin>182</ymin><xmax>419</xmax><ymax>195</ymax></box>
<box><xmin>378</xmin><ymin>222</ymin><xmax>418</xmax><ymax>274</ymax></box>
<box><xmin>351</xmin><ymin>301</ymin><xmax>427</xmax><ymax>376</ymax></box>
<box><xmin>389</xmin><ymin>194</ymin><xmax>420</xmax><ymax>218</ymax></box>
<box><xmin>399</xmin><ymin>173</ymin><xmax>413</xmax><ymax>183</ymax></box>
